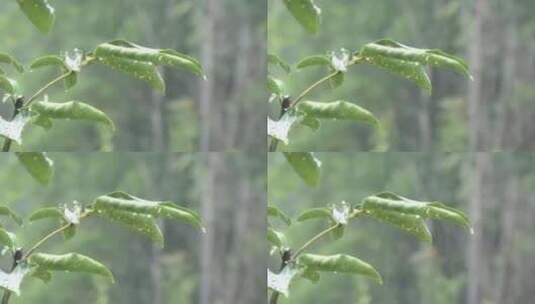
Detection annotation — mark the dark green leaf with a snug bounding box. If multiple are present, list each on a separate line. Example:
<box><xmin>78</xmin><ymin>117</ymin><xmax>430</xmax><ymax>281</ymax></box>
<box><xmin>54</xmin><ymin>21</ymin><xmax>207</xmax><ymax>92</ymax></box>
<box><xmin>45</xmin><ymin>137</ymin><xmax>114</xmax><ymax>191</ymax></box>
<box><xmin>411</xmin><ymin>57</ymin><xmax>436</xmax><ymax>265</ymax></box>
<box><xmin>362</xmin><ymin>54</ymin><xmax>431</xmax><ymax>92</ymax></box>
<box><xmin>29</xmin><ymin>253</ymin><xmax>114</xmax><ymax>282</ymax></box>
<box><xmin>364</xmin><ymin>208</ymin><xmax>432</xmax><ymax>242</ymax></box>
<box><xmin>31</xmin><ymin>101</ymin><xmax>115</xmax><ymax>131</ymax></box>
<box><xmin>95</xmin><ymin>208</ymin><xmax>163</xmax><ymax>245</ymax></box>
<box><xmin>16</xmin><ymin>152</ymin><xmax>54</xmax><ymax>185</ymax></box>
<box><xmin>362</xmin><ymin>192</ymin><xmax>471</xmax><ymax>230</ymax></box>
<box><xmin>96</xmin><ymin>54</ymin><xmax>165</xmax><ymax>92</ymax></box>
<box><xmin>17</xmin><ymin>0</ymin><xmax>55</xmax><ymax>33</ymax></box>
<box><xmin>297</xmin><ymin>100</ymin><xmax>379</xmax><ymax>128</ymax></box>
<box><xmin>284</xmin><ymin>152</ymin><xmax>321</xmax><ymax>187</ymax></box>
<box><xmin>298</xmin><ymin>254</ymin><xmax>382</xmax><ymax>284</ymax></box>
<box><xmin>283</xmin><ymin>0</ymin><xmax>321</xmax><ymax>34</ymax></box>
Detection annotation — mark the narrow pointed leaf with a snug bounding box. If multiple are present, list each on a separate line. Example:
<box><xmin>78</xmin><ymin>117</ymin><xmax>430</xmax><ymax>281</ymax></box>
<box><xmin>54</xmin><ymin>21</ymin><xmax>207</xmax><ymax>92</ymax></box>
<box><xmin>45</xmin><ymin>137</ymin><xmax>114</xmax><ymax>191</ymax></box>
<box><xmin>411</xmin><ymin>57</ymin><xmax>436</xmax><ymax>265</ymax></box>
<box><xmin>29</xmin><ymin>253</ymin><xmax>114</xmax><ymax>282</ymax></box>
<box><xmin>297</xmin><ymin>100</ymin><xmax>379</xmax><ymax>127</ymax></box>
<box><xmin>17</xmin><ymin>0</ymin><xmax>55</xmax><ymax>34</ymax></box>
<box><xmin>298</xmin><ymin>254</ymin><xmax>382</xmax><ymax>284</ymax></box>
<box><xmin>0</xmin><ymin>228</ymin><xmax>16</xmax><ymax>250</ymax></box>
<box><xmin>0</xmin><ymin>206</ymin><xmax>23</xmax><ymax>226</ymax></box>
<box><xmin>268</xmin><ymin>205</ymin><xmax>291</xmax><ymax>226</ymax></box>
<box><xmin>96</xmin><ymin>208</ymin><xmax>163</xmax><ymax>245</ymax></box>
<box><xmin>30</xmin><ymin>55</ymin><xmax>66</xmax><ymax>70</ymax></box>
<box><xmin>267</xmin><ymin>76</ymin><xmax>284</xmax><ymax>95</ymax></box>
<box><xmin>283</xmin><ymin>0</ymin><xmax>321</xmax><ymax>34</ymax></box>
<box><xmin>267</xmin><ymin>227</ymin><xmax>287</xmax><ymax>247</ymax></box>
<box><xmin>296</xmin><ymin>55</ymin><xmax>330</xmax><ymax>69</ymax></box>
<box><xmin>31</xmin><ymin>101</ymin><xmax>115</xmax><ymax>130</ymax></box>
<box><xmin>284</xmin><ymin>152</ymin><xmax>321</xmax><ymax>187</ymax></box>
<box><xmin>362</xmin><ymin>192</ymin><xmax>470</xmax><ymax>230</ymax></box>
<box><xmin>16</xmin><ymin>152</ymin><xmax>54</xmax><ymax>185</ymax></box>
<box><xmin>0</xmin><ymin>76</ymin><xmax>18</xmax><ymax>94</ymax></box>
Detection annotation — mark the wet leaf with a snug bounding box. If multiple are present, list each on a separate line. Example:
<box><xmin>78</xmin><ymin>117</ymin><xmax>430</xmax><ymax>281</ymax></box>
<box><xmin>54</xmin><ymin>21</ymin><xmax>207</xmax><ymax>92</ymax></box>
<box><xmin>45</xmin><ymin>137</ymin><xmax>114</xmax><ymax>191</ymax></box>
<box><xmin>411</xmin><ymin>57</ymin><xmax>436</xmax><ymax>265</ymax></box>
<box><xmin>364</xmin><ymin>208</ymin><xmax>432</xmax><ymax>242</ymax></box>
<box><xmin>95</xmin><ymin>208</ymin><xmax>163</xmax><ymax>246</ymax></box>
<box><xmin>16</xmin><ymin>152</ymin><xmax>54</xmax><ymax>185</ymax></box>
<box><xmin>298</xmin><ymin>254</ymin><xmax>382</xmax><ymax>284</ymax></box>
<box><xmin>297</xmin><ymin>100</ymin><xmax>379</xmax><ymax>128</ymax></box>
<box><xmin>17</xmin><ymin>0</ymin><xmax>55</xmax><ymax>34</ymax></box>
<box><xmin>31</xmin><ymin>101</ymin><xmax>115</xmax><ymax>131</ymax></box>
<box><xmin>29</xmin><ymin>253</ymin><xmax>114</xmax><ymax>282</ymax></box>
<box><xmin>284</xmin><ymin>152</ymin><xmax>321</xmax><ymax>187</ymax></box>
<box><xmin>96</xmin><ymin>54</ymin><xmax>165</xmax><ymax>92</ymax></box>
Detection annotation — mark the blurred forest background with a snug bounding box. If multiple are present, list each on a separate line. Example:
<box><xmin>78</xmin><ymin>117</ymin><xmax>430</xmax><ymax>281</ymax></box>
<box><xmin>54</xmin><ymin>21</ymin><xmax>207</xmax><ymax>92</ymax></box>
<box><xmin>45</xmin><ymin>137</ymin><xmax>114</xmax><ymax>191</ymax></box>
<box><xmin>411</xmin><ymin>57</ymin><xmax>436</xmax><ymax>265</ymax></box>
<box><xmin>269</xmin><ymin>0</ymin><xmax>535</xmax><ymax>151</ymax></box>
<box><xmin>0</xmin><ymin>0</ymin><xmax>265</xmax><ymax>151</ymax></box>
<box><xmin>0</xmin><ymin>152</ymin><xmax>265</xmax><ymax>304</ymax></box>
<box><xmin>269</xmin><ymin>152</ymin><xmax>535</xmax><ymax>304</ymax></box>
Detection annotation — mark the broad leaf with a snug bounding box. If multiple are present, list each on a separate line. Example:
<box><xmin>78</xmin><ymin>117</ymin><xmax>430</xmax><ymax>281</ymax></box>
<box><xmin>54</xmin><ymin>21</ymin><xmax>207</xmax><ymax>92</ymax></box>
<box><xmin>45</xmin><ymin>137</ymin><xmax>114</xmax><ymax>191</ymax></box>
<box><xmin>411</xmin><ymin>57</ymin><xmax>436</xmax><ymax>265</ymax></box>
<box><xmin>30</xmin><ymin>267</ymin><xmax>52</xmax><ymax>283</ymax></box>
<box><xmin>0</xmin><ymin>206</ymin><xmax>23</xmax><ymax>225</ymax></box>
<box><xmin>362</xmin><ymin>192</ymin><xmax>471</xmax><ymax>230</ymax></box>
<box><xmin>298</xmin><ymin>254</ymin><xmax>382</xmax><ymax>284</ymax></box>
<box><xmin>0</xmin><ymin>76</ymin><xmax>18</xmax><ymax>94</ymax></box>
<box><xmin>0</xmin><ymin>53</ymin><xmax>24</xmax><ymax>73</ymax></box>
<box><xmin>300</xmin><ymin>116</ymin><xmax>320</xmax><ymax>131</ymax></box>
<box><xmin>28</xmin><ymin>207</ymin><xmax>62</xmax><ymax>222</ymax></box>
<box><xmin>94</xmin><ymin>192</ymin><xmax>203</xmax><ymax>230</ymax></box>
<box><xmin>29</xmin><ymin>253</ymin><xmax>114</xmax><ymax>282</ymax></box>
<box><xmin>297</xmin><ymin>100</ymin><xmax>379</xmax><ymax>128</ymax></box>
<box><xmin>283</xmin><ymin>0</ymin><xmax>321</xmax><ymax>34</ymax></box>
<box><xmin>296</xmin><ymin>207</ymin><xmax>331</xmax><ymax>222</ymax></box>
<box><xmin>296</xmin><ymin>55</ymin><xmax>330</xmax><ymax>69</ymax></box>
<box><xmin>16</xmin><ymin>152</ymin><xmax>54</xmax><ymax>185</ymax></box>
<box><xmin>95</xmin><ymin>208</ymin><xmax>163</xmax><ymax>245</ymax></box>
<box><xmin>96</xmin><ymin>55</ymin><xmax>165</xmax><ymax>92</ymax></box>
<box><xmin>360</xmin><ymin>39</ymin><xmax>471</xmax><ymax>79</ymax></box>
<box><xmin>364</xmin><ymin>208</ymin><xmax>432</xmax><ymax>242</ymax></box>
<box><xmin>31</xmin><ymin>101</ymin><xmax>115</xmax><ymax>131</ymax></box>
<box><xmin>30</xmin><ymin>54</ymin><xmax>79</xmax><ymax>89</ymax></box>
<box><xmin>267</xmin><ymin>76</ymin><xmax>285</xmax><ymax>95</ymax></box>
<box><xmin>17</xmin><ymin>0</ymin><xmax>55</xmax><ymax>34</ymax></box>
<box><xmin>268</xmin><ymin>54</ymin><xmax>291</xmax><ymax>73</ymax></box>
<box><xmin>268</xmin><ymin>205</ymin><xmax>292</xmax><ymax>226</ymax></box>
<box><xmin>30</xmin><ymin>55</ymin><xmax>66</xmax><ymax>70</ymax></box>
<box><xmin>95</xmin><ymin>40</ymin><xmax>203</xmax><ymax>77</ymax></box>
<box><xmin>284</xmin><ymin>152</ymin><xmax>321</xmax><ymax>187</ymax></box>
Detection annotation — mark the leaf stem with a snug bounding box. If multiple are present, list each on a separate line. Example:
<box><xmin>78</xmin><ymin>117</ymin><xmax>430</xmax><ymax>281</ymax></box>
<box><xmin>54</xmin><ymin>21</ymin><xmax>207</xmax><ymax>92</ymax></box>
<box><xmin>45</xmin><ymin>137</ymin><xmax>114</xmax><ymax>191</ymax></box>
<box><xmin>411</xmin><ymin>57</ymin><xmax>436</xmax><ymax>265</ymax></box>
<box><xmin>292</xmin><ymin>223</ymin><xmax>341</xmax><ymax>260</ymax></box>
<box><xmin>25</xmin><ymin>71</ymin><xmax>73</xmax><ymax>107</ymax></box>
<box><xmin>22</xmin><ymin>223</ymin><xmax>73</xmax><ymax>261</ymax></box>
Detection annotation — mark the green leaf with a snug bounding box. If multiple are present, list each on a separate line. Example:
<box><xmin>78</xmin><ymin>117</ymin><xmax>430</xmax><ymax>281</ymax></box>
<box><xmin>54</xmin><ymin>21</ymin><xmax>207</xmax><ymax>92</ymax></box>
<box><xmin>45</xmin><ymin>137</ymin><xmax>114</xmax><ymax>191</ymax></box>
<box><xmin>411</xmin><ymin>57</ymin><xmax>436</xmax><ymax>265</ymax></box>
<box><xmin>283</xmin><ymin>0</ymin><xmax>321</xmax><ymax>34</ymax></box>
<box><xmin>328</xmin><ymin>71</ymin><xmax>344</xmax><ymax>88</ymax></box>
<box><xmin>296</xmin><ymin>207</ymin><xmax>331</xmax><ymax>222</ymax></box>
<box><xmin>31</xmin><ymin>114</ymin><xmax>53</xmax><ymax>130</ymax></box>
<box><xmin>268</xmin><ymin>54</ymin><xmax>291</xmax><ymax>73</ymax></box>
<box><xmin>29</xmin><ymin>253</ymin><xmax>114</xmax><ymax>282</ymax></box>
<box><xmin>0</xmin><ymin>76</ymin><xmax>18</xmax><ymax>94</ymax></box>
<box><xmin>267</xmin><ymin>227</ymin><xmax>287</xmax><ymax>247</ymax></box>
<box><xmin>297</xmin><ymin>100</ymin><xmax>379</xmax><ymax>128</ymax></box>
<box><xmin>63</xmin><ymin>72</ymin><xmax>77</xmax><ymax>89</ymax></box>
<box><xmin>94</xmin><ymin>192</ymin><xmax>203</xmax><ymax>230</ymax></box>
<box><xmin>17</xmin><ymin>0</ymin><xmax>55</xmax><ymax>34</ymax></box>
<box><xmin>28</xmin><ymin>207</ymin><xmax>62</xmax><ymax>222</ymax></box>
<box><xmin>95</xmin><ymin>40</ymin><xmax>203</xmax><ymax>77</ymax></box>
<box><xmin>30</xmin><ymin>267</ymin><xmax>52</xmax><ymax>283</ymax></box>
<box><xmin>284</xmin><ymin>152</ymin><xmax>321</xmax><ymax>187</ymax></box>
<box><xmin>360</xmin><ymin>39</ymin><xmax>471</xmax><ymax>79</ymax></box>
<box><xmin>31</xmin><ymin>101</ymin><xmax>115</xmax><ymax>131</ymax></box>
<box><xmin>298</xmin><ymin>254</ymin><xmax>382</xmax><ymax>284</ymax></box>
<box><xmin>96</xmin><ymin>54</ymin><xmax>165</xmax><ymax>92</ymax></box>
<box><xmin>30</xmin><ymin>55</ymin><xmax>66</xmax><ymax>70</ymax></box>
<box><xmin>300</xmin><ymin>116</ymin><xmax>320</xmax><ymax>131</ymax></box>
<box><xmin>331</xmin><ymin>224</ymin><xmax>345</xmax><ymax>240</ymax></box>
<box><xmin>301</xmin><ymin>268</ymin><xmax>320</xmax><ymax>283</ymax></box>
<box><xmin>267</xmin><ymin>205</ymin><xmax>291</xmax><ymax>226</ymax></box>
<box><xmin>362</xmin><ymin>54</ymin><xmax>432</xmax><ymax>93</ymax></box>
<box><xmin>95</xmin><ymin>208</ymin><xmax>163</xmax><ymax>245</ymax></box>
<box><xmin>362</xmin><ymin>192</ymin><xmax>471</xmax><ymax>230</ymax></box>
<box><xmin>267</xmin><ymin>76</ymin><xmax>284</xmax><ymax>95</ymax></box>
<box><xmin>16</xmin><ymin>152</ymin><xmax>54</xmax><ymax>185</ymax></box>
<box><xmin>0</xmin><ymin>53</ymin><xmax>24</xmax><ymax>73</ymax></box>
<box><xmin>0</xmin><ymin>206</ymin><xmax>23</xmax><ymax>226</ymax></box>
<box><xmin>364</xmin><ymin>208</ymin><xmax>432</xmax><ymax>242</ymax></box>
<box><xmin>296</xmin><ymin>55</ymin><xmax>330</xmax><ymax>69</ymax></box>
<box><xmin>0</xmin><ymin>228</ymin><xmax>16</xmax><ymax>250</ymax></box>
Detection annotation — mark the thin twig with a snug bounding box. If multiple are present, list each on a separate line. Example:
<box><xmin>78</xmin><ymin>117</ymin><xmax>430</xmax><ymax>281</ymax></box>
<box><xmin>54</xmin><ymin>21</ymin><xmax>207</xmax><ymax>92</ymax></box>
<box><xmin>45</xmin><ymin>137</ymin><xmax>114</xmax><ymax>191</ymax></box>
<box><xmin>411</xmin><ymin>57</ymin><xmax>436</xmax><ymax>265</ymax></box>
<box><xmin>24</xmin><ymin>71</ymin><xmax>73</xmax><ymax>107</ymax></box>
